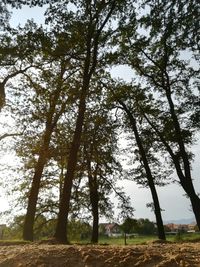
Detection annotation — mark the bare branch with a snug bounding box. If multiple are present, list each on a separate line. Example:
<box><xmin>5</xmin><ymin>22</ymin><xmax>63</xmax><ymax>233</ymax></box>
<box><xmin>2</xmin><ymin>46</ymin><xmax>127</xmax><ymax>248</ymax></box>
<box><xmin>0</xmin><ymin>132</ymin><xmax>23</xmax><ymax>141</ymax></box>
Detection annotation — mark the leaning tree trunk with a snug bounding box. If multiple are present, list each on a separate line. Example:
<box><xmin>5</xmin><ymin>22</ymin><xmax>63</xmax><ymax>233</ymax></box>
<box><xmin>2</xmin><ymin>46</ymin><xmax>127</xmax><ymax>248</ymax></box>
<box><xmin>23</xmin><ymin>91</ymin><xmax>64</xmax><ymax>241</ymax></box>
<box><xmin>144</xmin><ymin>108</ymin><xmax>200</xmax><ymax>232</ymax></box>
<box><xmin>132</xmin><ymin>119</ymin><xmax>166</xmax><ymax>240</ymax></box>
<box><xmin>119</xmin><ymin>100</ymin><xmax>166</xmax><ymax>240</ymax></box>
<box><xmin>54</xmin><ymin>88</ymin><xmax>87</xmax><ymax>243</ymax></box>
<box><xmin>164</xmin><ymin>82</ymin><xmax>200</xmax><ymax>230</ymax></box>
<box><xmin>54</xmin><ymin>10</ymin><xmax>93</xmax><ymax>243</ymax></box>
<box><xmin>180</xmin><ymin>176</ymin><xmax>200</xmax><ymax>229</ymax></box>
<box><xmin>54</xmin><ymin>1</ymin><xmax>117</xmax><ymax>243</ymax></box>
<box><xmin>190</xmin><ymin>195</ymin><xmax>200</xmax><ymax>229</ymax></box>
<box><xmin>23</xmin><ymin>129</ymin><xmax>52</xmax><ymax>241</ymax></box>
<box><xmin>147</xmin><ymin>179</ymin><xmax>166</xmax><ymax>240</ymax></box>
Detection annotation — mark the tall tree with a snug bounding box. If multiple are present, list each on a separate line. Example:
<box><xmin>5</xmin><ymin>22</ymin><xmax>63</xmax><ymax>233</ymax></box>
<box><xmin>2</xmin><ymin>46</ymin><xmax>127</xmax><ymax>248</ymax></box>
<box><xmin>46</xmin><ymin>0</ymin><xmax>135</xmax><ymax>243</ymax></box>
<box><xmin>119</xmin><ymin>0</ymin><xmax>200</xmax><ymax>228</ymax></box>
<box><xmin>109</xmin><ymin>82</ymin><xmax>166</xmax><ymax>240</ymax></box>
<box><xmin>82</xmin><ymin>102</ymin><xmax>122</xmax><ymax>243</ymax></box>
<box><xmin>7</xmin><ymin>25</ymin><xmax>78</xmax><ymax>240</ymax></box>
<box><xmin>22</xmin><ymin>63</ymin><xmax>72</xmax><ymax>241</ymax></box>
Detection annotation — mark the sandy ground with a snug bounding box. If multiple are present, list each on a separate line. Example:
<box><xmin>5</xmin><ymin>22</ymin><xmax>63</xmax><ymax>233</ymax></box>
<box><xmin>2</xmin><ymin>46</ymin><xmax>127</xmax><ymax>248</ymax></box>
<box><xmin>0</xmin><ymin>241</ymin><xmax>200</xmax><ymax>267</ymax></box>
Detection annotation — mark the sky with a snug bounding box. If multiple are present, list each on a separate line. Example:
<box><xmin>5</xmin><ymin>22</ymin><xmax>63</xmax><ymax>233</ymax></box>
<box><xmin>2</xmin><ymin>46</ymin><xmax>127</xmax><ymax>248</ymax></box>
<box><xmin>0</xmin><ymin>4</ymin><xmax>199</xmax><ymax>224</ymax></box>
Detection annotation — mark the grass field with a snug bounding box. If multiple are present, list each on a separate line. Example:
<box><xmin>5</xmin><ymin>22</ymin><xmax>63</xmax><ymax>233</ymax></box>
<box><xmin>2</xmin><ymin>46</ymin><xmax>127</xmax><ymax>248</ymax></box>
<box><xmin>1</xmin><ymin>232</ymin><xmax>200</xmax><ymax>246</ymax></box>
<box><xmin>74</xmin><ymin>232</ymin><xmax>200</xmax><ymax>245</ymax></box>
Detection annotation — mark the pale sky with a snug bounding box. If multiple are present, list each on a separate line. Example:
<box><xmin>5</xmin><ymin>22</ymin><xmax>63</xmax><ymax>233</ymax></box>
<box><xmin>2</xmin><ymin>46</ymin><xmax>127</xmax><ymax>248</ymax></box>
<box><xmin>0</xmin><ymin>5</ymin><xmax>199</xmax><ymax>224</ymax></box>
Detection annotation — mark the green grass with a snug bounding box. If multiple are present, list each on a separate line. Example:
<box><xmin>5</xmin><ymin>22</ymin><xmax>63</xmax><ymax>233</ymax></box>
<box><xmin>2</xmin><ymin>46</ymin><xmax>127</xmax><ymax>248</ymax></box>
<box><xmin>72</xmin><ymin>235</ymin><xmax>161</xmax><ymax>245</ymax></box>
<box><xmin>73</xmin><ymin>232</ymin><xmax>200</xmax><ymax>246</ymax></box>
<box><xmin>173</xmin><ymin>232</ymin><xmax>200</xmax><ymax>242</ymax></box>
<box><xmin>98</xmin><ymin>235</ymin><xmax>156</xmax><ymax>245</ymax></box>
<box><xmin>1</xmin><ymin>232</ymin><xmax>200</xmax><ymax>246</ymax></box>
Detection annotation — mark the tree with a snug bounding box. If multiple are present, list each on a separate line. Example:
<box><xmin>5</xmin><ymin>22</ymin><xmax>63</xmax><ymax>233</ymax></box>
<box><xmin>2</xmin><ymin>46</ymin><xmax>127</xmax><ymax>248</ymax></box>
<box><xmin>3</xmin><ymin>214</ymin><xmax>56</xmax><ymax>241</ymax></box>
<box><xmin>67</xmin><ymin>219</ymin><xmax>92</xmax><ymax>241</ymax></box>
<box><xmin>106</xmin><ymin>81</ymin><xmax>166</xmax><ymax>240</ymax></box>
<box><xmin>117</xmin><ymin>0</ymin><xmax>200</xmax><ymax>229</ymax></box>
<box><xmin>22</xmin><ymin>59</ymin><xmax>73</xmax><ymax>241</ymax></box>
<box><xmin>3</xmin><ymin>215</ymin><xmax>24</xmax><ymax>240</ymax></box>
<box><xmin>120</xmin><ymin>217</ymin><xmax>137</xmax><ymax>245</ymax></box>
<box><xmin>4</xmin><ymin>24</ymin><xmax>78</xmax><ymax>241</ymax></box>
<box><xmin>82</xmin><ymin>103</ymin><xmax>122</xmax><ymax>243</ymax></box>
<box><xmin>137</xmin><ymin>218</ymin><xmax>156</xmax><ymax>235</ymax></box>
<box><xmin>47</xmin><ymin>0</ymin><xmax>135</xmax><ymax>243</ymax></box>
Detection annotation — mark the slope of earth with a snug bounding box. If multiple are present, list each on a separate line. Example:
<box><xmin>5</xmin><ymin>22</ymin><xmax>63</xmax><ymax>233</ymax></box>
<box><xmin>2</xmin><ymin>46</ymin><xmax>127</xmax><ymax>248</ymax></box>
<box><xmin>0</xmin><ymin>242</ymin><xmax>200</xmax><ymax>267</ymax></box>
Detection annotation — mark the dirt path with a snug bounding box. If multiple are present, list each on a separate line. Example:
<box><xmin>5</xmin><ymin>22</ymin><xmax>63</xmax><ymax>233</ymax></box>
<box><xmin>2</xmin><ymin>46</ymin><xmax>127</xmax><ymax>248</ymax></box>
<box><xmin>0</xmin><ymin>242</ymin><xmax>200</xmax><ymax>266</ymax></box>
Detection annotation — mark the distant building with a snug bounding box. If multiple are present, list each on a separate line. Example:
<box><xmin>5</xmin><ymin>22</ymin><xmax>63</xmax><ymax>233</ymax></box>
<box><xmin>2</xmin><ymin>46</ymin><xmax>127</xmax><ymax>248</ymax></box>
<box><xmin>188</xmin><ymin>223</ymin><xmax>196</xmax><ymax>231</ymax></box>
<box><xmin>99</xmin><ymin>223</ymin><xmax>122</xmax><ymax>237</ymax></box>
<box><xmin>165</xmin><ymin>223</ymin><xmax>196</xmax><ymax>233</ymax></box>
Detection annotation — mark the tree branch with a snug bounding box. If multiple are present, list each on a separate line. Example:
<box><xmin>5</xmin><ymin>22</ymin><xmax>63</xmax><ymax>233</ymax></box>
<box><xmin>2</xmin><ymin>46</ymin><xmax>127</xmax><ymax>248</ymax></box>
<box><xmin>0</xmin><ymin>132</ymin><xmax>23</xmax><ymax>141</ymax></box>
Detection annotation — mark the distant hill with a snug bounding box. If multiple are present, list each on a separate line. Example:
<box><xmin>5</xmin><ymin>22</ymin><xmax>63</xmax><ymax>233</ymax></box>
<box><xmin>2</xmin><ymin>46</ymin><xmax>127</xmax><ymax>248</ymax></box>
<box><xmin>164</xmin><ymin>218</ymin><xmax>195</xmax><ymax>225</ymax></box>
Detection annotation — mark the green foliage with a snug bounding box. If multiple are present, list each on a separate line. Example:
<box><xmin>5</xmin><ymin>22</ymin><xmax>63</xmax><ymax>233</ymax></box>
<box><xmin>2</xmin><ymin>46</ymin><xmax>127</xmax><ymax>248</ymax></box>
<box><xmin>120</xmin><ymin>217</ymin><xmax>137</xmax><ymax>234</ymax></box>
<box><xmin>3</xmin><ymin>214</ymin><xmax>92</xmax><ymax>241</ymax></box>
<box><xmin>3</xmin><ymin>0</ymin><xmax>52</xmax><ymax>8</ymax></box>
<box><xmin>68</xmin><ymin>220</ymin><xmax>92</xmax><ymax>241</ymax></box>
<box><xmin>0</xmin><ymin>2</ymin><xmax>10</xmax><ymax>29</ymax></box>
<box><xmin>2</xmin><ymin>215</ymin><xmax>56</xmax><ymax>240</ymax></box>
<box><xmin>136</xmin><ymin>218</ymin><xmax>156</xmax><ymax>235</ymax></box>
<box><xmin>120</xmin><ymin>217</ymin><xmax>156</xmax><ymax>236</ymax></box>
<box><xmin>4</xmin><ymin>216</ymin><xmax>28</xmax><ymax>240</ymax></box>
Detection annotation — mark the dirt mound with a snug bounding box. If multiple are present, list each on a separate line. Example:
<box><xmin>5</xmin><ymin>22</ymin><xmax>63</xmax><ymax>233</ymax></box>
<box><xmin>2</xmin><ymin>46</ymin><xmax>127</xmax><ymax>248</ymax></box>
<box><xmin>0</xmin><ymin>242</ymin><xmax>200</xmax><ymax>267</ymax></box>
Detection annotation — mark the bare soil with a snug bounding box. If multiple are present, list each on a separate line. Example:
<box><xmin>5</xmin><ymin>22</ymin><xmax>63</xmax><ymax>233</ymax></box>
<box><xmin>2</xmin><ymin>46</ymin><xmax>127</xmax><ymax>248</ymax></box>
<box><xmin>0</xmin><ymin>241</ymin><xmax>200</xmax><ymax>267</ymax></box>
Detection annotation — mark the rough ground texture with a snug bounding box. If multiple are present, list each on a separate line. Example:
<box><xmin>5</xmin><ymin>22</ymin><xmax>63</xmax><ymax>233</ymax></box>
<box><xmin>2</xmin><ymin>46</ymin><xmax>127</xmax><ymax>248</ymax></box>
<box><xmin>0</xmin><ymin>241</ymin><xmax>200</xmax><ymax>267</ymax></box>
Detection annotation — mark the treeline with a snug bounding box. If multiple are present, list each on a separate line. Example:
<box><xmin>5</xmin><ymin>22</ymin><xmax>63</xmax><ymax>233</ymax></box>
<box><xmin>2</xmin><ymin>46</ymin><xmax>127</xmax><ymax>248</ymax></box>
<box><xmin>0</xmin><ymin>0</ymin><xmax>199</xmax><ymax>244</ymax></box>
<box><xmin>2</xmin><ymin>216</ymin><xmax>156</xmax><ymax>241</ymax></box>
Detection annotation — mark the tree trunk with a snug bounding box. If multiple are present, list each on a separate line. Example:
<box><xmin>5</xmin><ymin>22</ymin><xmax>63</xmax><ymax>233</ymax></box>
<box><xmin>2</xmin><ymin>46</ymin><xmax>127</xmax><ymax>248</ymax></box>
<box><xmin>124</xmin><ymin>232</ymin><xmax>127</xmax><ymax>245</ymax></box>
<box><xmin>54</xmin><ymin>2</ymin><xmax>117</xmax><ymax>243</ymax></box>
<box><xmin>85</xmin><ymin>144</ymin><xmax>99</xmax><ymax>244</ymax></box>
<box><xmin>90</xmin><ymin>189</ymin><xmax>99</xmax><ymax>243</ymax></box>
<box><xmin>190</xmin><ymin>195</ymin><xmax>200</xmax><ymax>229</ymax></box>
<box><xmin>180</xmin><ymin>176</ymin><xmax>200</xmax><ymax>229</ymax></box>
<box><xmin>54</xmin><ymin>12</ymin><xmax>94</xmax><ymax>243</ymax></box>
<box><xmin>54</xmin><ymin>89</ymin><xmax>87</xmax><ymax>243</ymax></box>
<box><xmin>88</xmin><ymin>172</ymin><xmax>99</xmax><ymax>243</ymax></box>
<box><xmin>133</xmin><ymin>120</ymin><xmax>166</xmax><ymax>240</ymax></box>
<box><xmin>142</xmin><ymin>109</ymin><xmax>200</xmax><ymax>230</ymax></box>
<box><xmin>23</xmin><ymin>130</ymin><xmax>52</xmax><ymax>241</ymax></box>
<box><xmin>164</xmin><ymin>83</ymin><xmax>200</xmax><ymax>229</ymax></box>
<box><xmin>22</xmin><ymin>77</ymin><xmax>66</xmax><ymax>241</ymax></box>
<box><xmin>148</xmin><ymin>179</ymin><xmax>166</xmax><ymax>240</ymax></box>
<box><xmin>119</xmin><ymin>100</ymin><xmax>166</xmax><ymax>240</ymax></box>
<box><xmin>23</xmin><ymin>156</ymin><xmax>46</xmax><ymax>241</ymax></box>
